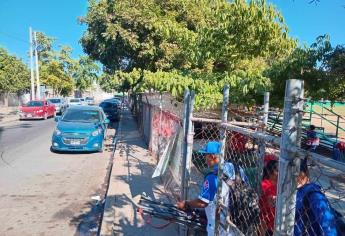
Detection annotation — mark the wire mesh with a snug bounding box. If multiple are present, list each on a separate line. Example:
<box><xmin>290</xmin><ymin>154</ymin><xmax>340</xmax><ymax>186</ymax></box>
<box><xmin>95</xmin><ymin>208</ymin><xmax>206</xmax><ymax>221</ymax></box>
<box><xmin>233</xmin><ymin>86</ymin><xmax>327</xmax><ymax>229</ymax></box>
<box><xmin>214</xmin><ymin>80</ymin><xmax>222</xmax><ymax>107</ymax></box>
<box><xmin>190</xmin><ymin>121</ymin><xmax>221</xmax><ymax>199</ymax></box>
<box><xmin>130</xmin><ymin>89</ymin><xmax>345</xmax><ymax>236</ymax></box>
<box><xmin>132</xmin><ymin>92</ymin><xmax>185</xmax><ymax>202</ymax></box>
<box><xmin>214</xmin><ymin>127</ymin><xmax>281</xmax><ymax>236</ymax></box>
<box><xmin>292</xmin><ymin>152</ymin><xmax>345</xmax><ymax>236</ymax></box>
<box><xmin>215</xmin><ymin>124</ymin><xmax>345</xmax><ymax>236</ymax></box>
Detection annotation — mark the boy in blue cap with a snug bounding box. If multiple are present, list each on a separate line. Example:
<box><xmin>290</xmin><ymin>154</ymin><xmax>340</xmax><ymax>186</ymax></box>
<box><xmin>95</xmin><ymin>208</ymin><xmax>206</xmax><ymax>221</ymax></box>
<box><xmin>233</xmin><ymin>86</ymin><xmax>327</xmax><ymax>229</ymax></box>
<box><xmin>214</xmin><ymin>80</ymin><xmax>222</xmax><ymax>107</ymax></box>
<box><xmin>177</xmin><ymin>141</ymin><xmax>247</xmax><ymax>236</ymax></box>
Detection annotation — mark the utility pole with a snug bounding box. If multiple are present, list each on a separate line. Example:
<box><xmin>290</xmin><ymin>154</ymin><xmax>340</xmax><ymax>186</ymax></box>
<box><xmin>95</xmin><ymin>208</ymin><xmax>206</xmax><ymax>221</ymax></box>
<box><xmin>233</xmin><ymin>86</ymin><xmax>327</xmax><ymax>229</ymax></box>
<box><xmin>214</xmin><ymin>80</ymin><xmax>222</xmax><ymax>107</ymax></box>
<box><xmin>34</xmin><ymin>31</ymin><xmax>40</xmax><ymax>99</ymax></box>
<box><xmin>29</xmin><ymin>27</ymin><xmax>35</xmax><ymax>100</ymax></box>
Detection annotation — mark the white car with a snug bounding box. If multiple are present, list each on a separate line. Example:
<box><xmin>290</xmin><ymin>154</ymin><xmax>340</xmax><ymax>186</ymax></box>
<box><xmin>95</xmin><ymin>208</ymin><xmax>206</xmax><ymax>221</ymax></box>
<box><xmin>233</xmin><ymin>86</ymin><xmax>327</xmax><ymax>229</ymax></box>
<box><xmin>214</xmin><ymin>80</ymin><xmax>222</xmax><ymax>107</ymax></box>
<box><xmin>85</xmin><ymin>97</ymin><xmax>95</xmax><ymax>105</ymax></box>
<box><xmin>68</xmin><ymin>98</ymin><xmax>83</xmax><ymax>106</ymax></box>
<box><xmin>79</xmin><ymin>98</ymin><xmax>88</xmax><ymax>105</ymax></box>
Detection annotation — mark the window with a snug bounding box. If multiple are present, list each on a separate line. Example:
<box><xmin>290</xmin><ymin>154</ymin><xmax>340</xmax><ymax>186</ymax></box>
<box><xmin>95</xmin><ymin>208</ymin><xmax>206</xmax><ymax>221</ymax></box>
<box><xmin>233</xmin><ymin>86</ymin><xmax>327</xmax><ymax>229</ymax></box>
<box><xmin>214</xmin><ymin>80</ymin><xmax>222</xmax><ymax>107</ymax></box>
<box><xmin>26</xmin><ymin>101</ymin><xmax>44</xmax><ymax>107</ymax></box>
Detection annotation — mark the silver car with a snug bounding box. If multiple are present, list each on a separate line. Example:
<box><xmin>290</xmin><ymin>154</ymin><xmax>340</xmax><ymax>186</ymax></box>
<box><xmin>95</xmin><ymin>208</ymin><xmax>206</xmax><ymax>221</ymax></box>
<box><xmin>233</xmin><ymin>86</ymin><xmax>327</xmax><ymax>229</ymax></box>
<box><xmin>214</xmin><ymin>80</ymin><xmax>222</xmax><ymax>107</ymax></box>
<box><xmin>47</xmin><ymin>98</ymin><xmax>66</xmax><ymax>115</ymax></box>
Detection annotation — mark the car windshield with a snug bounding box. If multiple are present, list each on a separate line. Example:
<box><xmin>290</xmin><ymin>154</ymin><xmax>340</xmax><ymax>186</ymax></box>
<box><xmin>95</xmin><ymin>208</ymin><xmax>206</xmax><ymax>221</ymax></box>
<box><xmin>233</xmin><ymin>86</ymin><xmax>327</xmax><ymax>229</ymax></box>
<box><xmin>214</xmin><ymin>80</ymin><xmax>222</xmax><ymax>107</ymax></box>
<box><xmin>70</xmin><ymin>99</ymin><xmax>80</xmax><ymax>103</ymax></box>
<box><xmin>48</xmin><ymin>99</ymin><xmax>61</xmax><ymax>103</ymax></box>
<box><xmin>99</xmin><ymin>102</ymin><xmax>113</xmax><ymax>109</ymax></box>
<box><xmin>26</xmin><ymin>101</ymin><xmax>44</xmax><ymax>107</ymax></box>
<box><xmin>62</xmin><ymin>109</ymin><xmax>100</xmax><ymax>122</ymax></box>
<box><xmin>106</xmin><ymin>99</ymin><xmax>121</xmax><ymax>104</ymax></box>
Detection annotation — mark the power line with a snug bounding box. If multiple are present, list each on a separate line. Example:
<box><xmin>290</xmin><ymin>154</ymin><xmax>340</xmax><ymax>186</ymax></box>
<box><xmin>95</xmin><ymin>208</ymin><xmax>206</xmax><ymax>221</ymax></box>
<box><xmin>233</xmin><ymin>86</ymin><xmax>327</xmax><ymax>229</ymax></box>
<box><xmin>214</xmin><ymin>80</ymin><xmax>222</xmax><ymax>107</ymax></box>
<box><xmin>0</xmin><ymin>31</ymin><xmax>29</xmax><ymax>44</ymax></box>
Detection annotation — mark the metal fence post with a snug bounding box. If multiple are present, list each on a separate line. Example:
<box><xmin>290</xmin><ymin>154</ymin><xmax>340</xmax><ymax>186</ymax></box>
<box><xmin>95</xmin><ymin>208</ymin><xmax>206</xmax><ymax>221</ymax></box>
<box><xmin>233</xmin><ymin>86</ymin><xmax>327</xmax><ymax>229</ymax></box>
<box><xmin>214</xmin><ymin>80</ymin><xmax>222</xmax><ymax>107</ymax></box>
<box><xmin>215</xmin><ymin>85</ymin><xmax>230</xmax><ymax>236</ymax></box>
<box><xmin>263</xmin><ymin>92</ymin><xmax>270</xmax><ymax>125</ymax></box>
<box><xmin>181</xmin><ymin>90</ymin><xmax>195</xmax><ymax>201</ymax></box>
<box><xmin>139</xmin><ymin>93</ymin><xmax>143</xmax><ymax>133</ymax></box>
<box><xmin>158</xmin><ymin>93</ymin><xmax>163</xmax><ymax>162</ymax></box>
<box><xmin>181</xmin><ymin>90</ymin><xmax>190</xmax><ymax>201</ymax></box>
<box><xmin>336</xmin><ymin>116</ymin><xmax>340</xmax><ymax>142</ymax></box>
<box><xmin>274</xmin><ymin>79</ymin><xmax>304</xmax><ymax>235</ymax></box>
<box><xmin>257</xmin><ymin>92</ymin><xmax>270</xmax><ymax>193</ymax></box>
<box><xmin>180</xmin><ymin>90</ymin><xmax>195</xmax><ymax>236</ymax></box>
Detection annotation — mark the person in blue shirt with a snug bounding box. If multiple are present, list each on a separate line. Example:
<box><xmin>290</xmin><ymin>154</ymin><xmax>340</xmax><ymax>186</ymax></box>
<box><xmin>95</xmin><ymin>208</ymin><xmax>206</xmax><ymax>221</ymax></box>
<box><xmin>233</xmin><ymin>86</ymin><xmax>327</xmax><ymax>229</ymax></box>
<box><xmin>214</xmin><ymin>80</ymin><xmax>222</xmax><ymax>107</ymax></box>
<box><xmin>176</xmin><ymin>141</ymin><xmax>247</xmax><ymax>236</ymax></box>
<box><xmin>294</xmin><ymin>158</ymin><xmax>340</xmax><ymax>236</ymax></box>
<box><xmin>306</xmin><ymin>125</ymin><xmax>320</xmax><ymax>152</ymax></box>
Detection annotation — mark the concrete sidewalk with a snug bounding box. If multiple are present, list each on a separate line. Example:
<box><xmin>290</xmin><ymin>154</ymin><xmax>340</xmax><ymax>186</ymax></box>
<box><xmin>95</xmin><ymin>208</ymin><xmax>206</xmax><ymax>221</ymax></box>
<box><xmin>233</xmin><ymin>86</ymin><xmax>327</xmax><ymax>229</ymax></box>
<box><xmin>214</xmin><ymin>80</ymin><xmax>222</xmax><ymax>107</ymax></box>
<box><xmin>100</xmin><ymin>110</ymin><xmax>178</xmax><ymax>236</ymax></box>
<box><xmin>0</xmin><ymin>106</ymin><xmax>18</xmax><ymax>124</ymax></box>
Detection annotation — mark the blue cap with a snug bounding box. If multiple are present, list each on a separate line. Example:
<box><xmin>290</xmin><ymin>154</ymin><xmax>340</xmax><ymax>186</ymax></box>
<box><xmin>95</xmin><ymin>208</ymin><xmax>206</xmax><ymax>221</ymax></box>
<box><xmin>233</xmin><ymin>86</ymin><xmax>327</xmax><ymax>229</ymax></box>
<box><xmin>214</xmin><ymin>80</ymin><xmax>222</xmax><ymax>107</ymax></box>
<box><xmin>199</xmin><ymin>141</ymin><xmax>221</xmax><ymax>155</ymax></box>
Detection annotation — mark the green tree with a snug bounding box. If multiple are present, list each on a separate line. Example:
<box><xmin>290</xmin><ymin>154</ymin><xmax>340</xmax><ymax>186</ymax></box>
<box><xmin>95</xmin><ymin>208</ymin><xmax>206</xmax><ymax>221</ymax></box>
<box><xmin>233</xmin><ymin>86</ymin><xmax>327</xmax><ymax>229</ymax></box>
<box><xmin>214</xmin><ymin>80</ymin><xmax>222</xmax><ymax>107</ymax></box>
<box><xmin>72</xmin><ymin>56</ymin><xmax>100</xmax><ymax>92</ymax></box>
<box><xmin>0</xmin><ymin>48</ymin><xmax>30</xmax><ymax>94</ymax></box>
<box><xmin>40</xmin><ymin>60</ymin><xmax>74</xmax><ymax>96</ymax></box>
<box><xmin>36</xmin><ymin>32</ymin><xmax>100</xmax><ymax>96</ymax></box>
<box><xmin>81</xmin><ymin>0</ymin><xmax>295</xmax><ymax>108</ymax></box>
<box><xmin>81</xmin><ymin>0</ymin><xmax>294</xmax><ymax>73</ymax></box>
<box><xmin>266</xmin><ymin>35</ymin><xmax>345</xmax><ymax>106</ymax></box>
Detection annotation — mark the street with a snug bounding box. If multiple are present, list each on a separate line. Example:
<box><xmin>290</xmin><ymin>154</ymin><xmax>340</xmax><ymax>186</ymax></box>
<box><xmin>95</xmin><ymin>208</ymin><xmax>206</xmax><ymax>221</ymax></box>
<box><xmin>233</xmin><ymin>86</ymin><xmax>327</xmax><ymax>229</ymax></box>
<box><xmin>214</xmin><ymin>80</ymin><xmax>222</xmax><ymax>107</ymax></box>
<box><xmin>0</xmin><ymin>118</ymin><xmax>114</xmax><ymax>236</ymax></box>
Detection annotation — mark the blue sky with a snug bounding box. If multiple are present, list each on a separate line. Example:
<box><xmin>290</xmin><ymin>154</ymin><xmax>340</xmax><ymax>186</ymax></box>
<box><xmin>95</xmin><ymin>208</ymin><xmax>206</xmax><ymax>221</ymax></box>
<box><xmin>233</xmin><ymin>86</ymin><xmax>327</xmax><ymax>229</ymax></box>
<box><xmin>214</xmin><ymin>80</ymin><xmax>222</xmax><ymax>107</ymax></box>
<box><xmin>0</xmin><ymin>0</ymin><xmax>88</xmax><ymax>62</ymax></box>
<box><xmin>269</xmin><ymin>0</ymin><xmax>345</xmax><ymax>47</ymax></box>
<box><xmin>0</xmin><ymin>0</ymin><xmax>344</xmax><ymax>63</ymax></box>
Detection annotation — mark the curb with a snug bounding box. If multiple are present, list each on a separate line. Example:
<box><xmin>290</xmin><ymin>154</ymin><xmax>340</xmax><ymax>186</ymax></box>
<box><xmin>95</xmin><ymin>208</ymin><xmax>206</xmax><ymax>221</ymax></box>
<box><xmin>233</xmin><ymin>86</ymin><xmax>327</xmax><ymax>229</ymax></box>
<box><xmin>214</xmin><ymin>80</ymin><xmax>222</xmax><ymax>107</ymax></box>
<box><xmin>98</xmin><ymin>111</ymin><xmax>123</xmax><ymax>236</ymax></box>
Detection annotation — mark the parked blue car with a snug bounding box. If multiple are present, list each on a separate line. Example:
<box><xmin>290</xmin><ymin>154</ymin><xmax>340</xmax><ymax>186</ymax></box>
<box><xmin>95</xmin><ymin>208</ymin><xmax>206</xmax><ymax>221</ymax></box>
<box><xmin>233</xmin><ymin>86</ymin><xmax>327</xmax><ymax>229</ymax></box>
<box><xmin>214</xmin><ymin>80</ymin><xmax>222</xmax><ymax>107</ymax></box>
<box><xmin>51</xmin><ymin>106</ymin><xmax>109</xmax><ymax>152</ymax></box>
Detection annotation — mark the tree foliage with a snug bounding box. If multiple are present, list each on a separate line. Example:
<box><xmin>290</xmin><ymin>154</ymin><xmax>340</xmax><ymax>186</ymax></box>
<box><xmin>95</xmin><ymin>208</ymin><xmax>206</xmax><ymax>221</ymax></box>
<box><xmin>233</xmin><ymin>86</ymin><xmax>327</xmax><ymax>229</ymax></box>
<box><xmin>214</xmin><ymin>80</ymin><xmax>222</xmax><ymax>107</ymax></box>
<box><xmin>0</xmin><ymin>48</ymin><xmax>30</xmax><ymax>94</ymax></box>
<box><xmin>266</xmin><ymin>35</ymin><xmax>345</xmax><ymax>106</ymax></box>
<box><xmin>73</xmin><ymin>56</ymin><xmax>100</xmax><ymax>92</ymax></box>
<box><xmin>81</xmin><ymin>0</ymin><xmax>295</xmax><ymax>108</ymax></box>
<box><xmin>36</xmin><ymin>32</ymin><xmax>99</xmax><ymax>96</ymax></box>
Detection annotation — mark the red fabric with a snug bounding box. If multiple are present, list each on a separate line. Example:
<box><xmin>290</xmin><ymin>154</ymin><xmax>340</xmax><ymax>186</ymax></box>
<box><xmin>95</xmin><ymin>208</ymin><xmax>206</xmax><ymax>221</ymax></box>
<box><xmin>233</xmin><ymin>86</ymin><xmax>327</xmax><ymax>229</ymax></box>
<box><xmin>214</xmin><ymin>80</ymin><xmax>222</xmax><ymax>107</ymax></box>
<box><xmin>263</xmin><ymin>154</ymin><xmax>277</xmax><ymax>166</ymax></box>
<box><xmin>337</xmin><ymin>141</ymin><xmax>345</xmax><ymax>151</ymax></box>
<box><xmin>228</xmin><ymin>132</ymin><xmax>248</xmax><ymax>152</ymax></box>
<box><xmin>259</xmin><ymin>179</ymin><xmax>277</xmax><ymax>232</ymax></box>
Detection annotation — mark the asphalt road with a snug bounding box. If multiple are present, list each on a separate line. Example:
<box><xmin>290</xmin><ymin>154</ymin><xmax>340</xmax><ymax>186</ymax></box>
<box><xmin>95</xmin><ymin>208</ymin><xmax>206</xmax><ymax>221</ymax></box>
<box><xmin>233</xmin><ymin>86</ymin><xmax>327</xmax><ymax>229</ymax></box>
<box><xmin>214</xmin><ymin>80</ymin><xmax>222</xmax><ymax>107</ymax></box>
<box><xmin>0</xmin><ymin>118</ymin><xmax>114</xmax><ymax>236</ymax></box>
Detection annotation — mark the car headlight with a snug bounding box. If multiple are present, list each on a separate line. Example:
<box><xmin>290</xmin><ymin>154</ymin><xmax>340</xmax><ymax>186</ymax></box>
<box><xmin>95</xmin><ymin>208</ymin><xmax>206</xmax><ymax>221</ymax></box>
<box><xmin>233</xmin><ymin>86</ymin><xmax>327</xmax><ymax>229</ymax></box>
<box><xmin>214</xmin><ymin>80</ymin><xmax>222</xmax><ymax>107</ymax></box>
<box><xmin>91</xmin><ymin>130</ymin><xmax>99</xmax><ymax>136</ymax></box>
<box><xmin>54</xmin><ymin>128</ymin><xmax>62</xmax><ymax>136</ymax></box>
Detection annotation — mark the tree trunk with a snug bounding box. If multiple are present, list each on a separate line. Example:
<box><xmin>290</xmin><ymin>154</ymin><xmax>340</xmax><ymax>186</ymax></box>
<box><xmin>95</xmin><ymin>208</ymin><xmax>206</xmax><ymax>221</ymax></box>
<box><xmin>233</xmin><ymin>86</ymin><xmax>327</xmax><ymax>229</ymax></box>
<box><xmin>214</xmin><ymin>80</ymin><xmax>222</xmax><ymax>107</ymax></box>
<box><xmin>4</xmin><ymin>92</ymin><xmax>9</xmax><ymax>107</ymax></box>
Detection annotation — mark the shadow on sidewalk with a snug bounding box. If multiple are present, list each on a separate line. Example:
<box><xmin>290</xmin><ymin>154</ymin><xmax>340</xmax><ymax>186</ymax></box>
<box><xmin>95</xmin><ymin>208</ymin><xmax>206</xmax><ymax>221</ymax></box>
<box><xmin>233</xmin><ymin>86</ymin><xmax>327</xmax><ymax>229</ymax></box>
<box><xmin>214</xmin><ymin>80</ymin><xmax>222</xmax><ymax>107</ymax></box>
<box><xmin>111</xmin><ymin>193</ymin><xmax>176</xmax><ymax>236</ymax></box>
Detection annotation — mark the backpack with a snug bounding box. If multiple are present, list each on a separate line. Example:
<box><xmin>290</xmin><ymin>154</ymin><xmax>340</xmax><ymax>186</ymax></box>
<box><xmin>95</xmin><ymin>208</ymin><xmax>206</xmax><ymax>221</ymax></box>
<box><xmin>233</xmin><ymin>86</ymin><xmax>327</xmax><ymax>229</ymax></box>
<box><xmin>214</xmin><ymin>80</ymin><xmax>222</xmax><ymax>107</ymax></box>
<box><xmin>303</xmin><ymin>190</ymin><xmax>345</xmax><ymax>235</ymax></box>
<box><xmin>223</xmin><ymin>164</ymin><xmax>260</xmax><ymax>234</ymax></box>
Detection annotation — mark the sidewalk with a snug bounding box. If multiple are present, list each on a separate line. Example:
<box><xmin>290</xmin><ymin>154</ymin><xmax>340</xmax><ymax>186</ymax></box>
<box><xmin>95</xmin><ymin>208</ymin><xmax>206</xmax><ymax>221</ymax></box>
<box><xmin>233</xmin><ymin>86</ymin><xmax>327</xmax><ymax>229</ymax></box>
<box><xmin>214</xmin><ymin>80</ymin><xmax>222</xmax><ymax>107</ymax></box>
<box><xmin>100</xmin><ymin>110</ymin><xmax>178</xmax><ymax>236</ymax></box>
<box><xmin>0</xmin><ymin>106</ymin><xmax>19</xmax><ymax>124</ymax></box>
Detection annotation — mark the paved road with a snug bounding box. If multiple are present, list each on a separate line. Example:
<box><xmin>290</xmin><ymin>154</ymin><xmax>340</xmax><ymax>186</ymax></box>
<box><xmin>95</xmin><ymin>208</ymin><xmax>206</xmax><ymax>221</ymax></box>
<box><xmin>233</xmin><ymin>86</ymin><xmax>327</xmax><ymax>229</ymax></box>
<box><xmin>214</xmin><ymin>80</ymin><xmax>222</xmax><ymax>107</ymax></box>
<box><xmin>0</xmin><ymin>118</ymin><xmax>113</xmax><ymax>236</ymax></box>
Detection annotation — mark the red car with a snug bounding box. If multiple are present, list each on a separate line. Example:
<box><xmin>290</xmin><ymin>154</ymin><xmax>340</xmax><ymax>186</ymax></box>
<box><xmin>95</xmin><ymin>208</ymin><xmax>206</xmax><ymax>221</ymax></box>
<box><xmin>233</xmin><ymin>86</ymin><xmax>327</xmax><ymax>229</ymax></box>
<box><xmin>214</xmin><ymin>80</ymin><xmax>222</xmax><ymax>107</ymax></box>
<box><xmin>19</xmin><ymin>100</ymin><xmax>56</xmax><ymax>120</ymax></box>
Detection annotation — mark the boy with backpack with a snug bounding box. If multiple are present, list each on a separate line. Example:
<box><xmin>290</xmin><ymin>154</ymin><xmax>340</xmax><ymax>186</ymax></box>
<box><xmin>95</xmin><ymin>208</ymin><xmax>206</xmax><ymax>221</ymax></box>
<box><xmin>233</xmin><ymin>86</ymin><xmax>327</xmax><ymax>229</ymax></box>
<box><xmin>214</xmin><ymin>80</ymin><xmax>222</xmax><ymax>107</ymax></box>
<box><xmin>295</xmin><ymin>158</ymin><xmax>345</xmax><ymax>235</ymax></box>
<box><xmin>176</xmin><ymin>141</ymin><xmax>257</xmax><ymax>236</ymax></box>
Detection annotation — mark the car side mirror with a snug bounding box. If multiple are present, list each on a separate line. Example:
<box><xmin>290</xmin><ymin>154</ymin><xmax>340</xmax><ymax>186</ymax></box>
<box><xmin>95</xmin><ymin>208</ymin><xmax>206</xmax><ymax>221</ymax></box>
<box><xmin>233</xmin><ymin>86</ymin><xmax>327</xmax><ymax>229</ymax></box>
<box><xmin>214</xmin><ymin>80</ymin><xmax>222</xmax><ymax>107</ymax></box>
<box><xmin>104</xmin><ymin>118</ymin><xmax>110</xmax><ymax>124</ymax></box>
<box><xmin>55</xmin><ymin>116</ymin><xmax>61</xmax><ymax>122</ymax></box>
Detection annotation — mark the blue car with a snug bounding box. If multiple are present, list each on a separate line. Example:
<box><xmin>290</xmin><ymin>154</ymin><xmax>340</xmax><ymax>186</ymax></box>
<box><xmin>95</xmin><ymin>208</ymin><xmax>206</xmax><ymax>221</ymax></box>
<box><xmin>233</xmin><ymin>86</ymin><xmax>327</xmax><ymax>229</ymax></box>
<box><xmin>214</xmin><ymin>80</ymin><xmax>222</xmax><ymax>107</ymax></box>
<box><xmin>51</xmin><ymin>106</ymin><xmax>109</xmax><ymax>152</ymax></box>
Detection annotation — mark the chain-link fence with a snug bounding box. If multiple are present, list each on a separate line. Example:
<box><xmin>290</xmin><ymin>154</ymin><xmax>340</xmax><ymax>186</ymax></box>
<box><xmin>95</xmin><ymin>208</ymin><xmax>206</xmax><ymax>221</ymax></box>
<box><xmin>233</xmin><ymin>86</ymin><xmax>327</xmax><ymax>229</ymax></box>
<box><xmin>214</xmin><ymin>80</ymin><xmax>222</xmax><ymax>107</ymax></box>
<box><xmin>130</xmin><ymin>80</ymin><xmax>345</xmax><ymax>236</ymax></box>
<box><xmin>129</xmin><ymin>92</ymin><xmax>185</xmax><ymax>201</ymax></box>
<box><xmin>211</xmin><ymin>82</ymin><xmax>345</xmax><ymax>236</ymax></box>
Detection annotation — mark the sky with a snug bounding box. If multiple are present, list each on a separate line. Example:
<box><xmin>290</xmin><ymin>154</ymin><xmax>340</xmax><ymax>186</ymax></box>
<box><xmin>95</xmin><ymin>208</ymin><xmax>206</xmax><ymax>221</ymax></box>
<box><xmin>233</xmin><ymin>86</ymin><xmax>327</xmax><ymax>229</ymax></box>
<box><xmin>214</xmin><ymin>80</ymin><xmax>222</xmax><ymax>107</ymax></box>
<box><xmin>0</xmin><ymin>0</ymin><xmax>88</xmax><ymax>63</ymax></box>
<box><xmin>0</xmin><ymin>0</ymin><xmax>344</xmax><ymax>63</ymax></box>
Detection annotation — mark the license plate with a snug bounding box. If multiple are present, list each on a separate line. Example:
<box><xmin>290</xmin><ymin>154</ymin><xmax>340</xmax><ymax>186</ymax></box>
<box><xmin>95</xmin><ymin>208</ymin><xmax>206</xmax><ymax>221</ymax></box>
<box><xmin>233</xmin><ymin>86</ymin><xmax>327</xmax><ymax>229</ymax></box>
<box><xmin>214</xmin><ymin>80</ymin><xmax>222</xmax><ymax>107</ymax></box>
<box><xmin>70</xmin><ymin>140</ymin><xmax>80</xmax><ymax>145</ymax></box>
